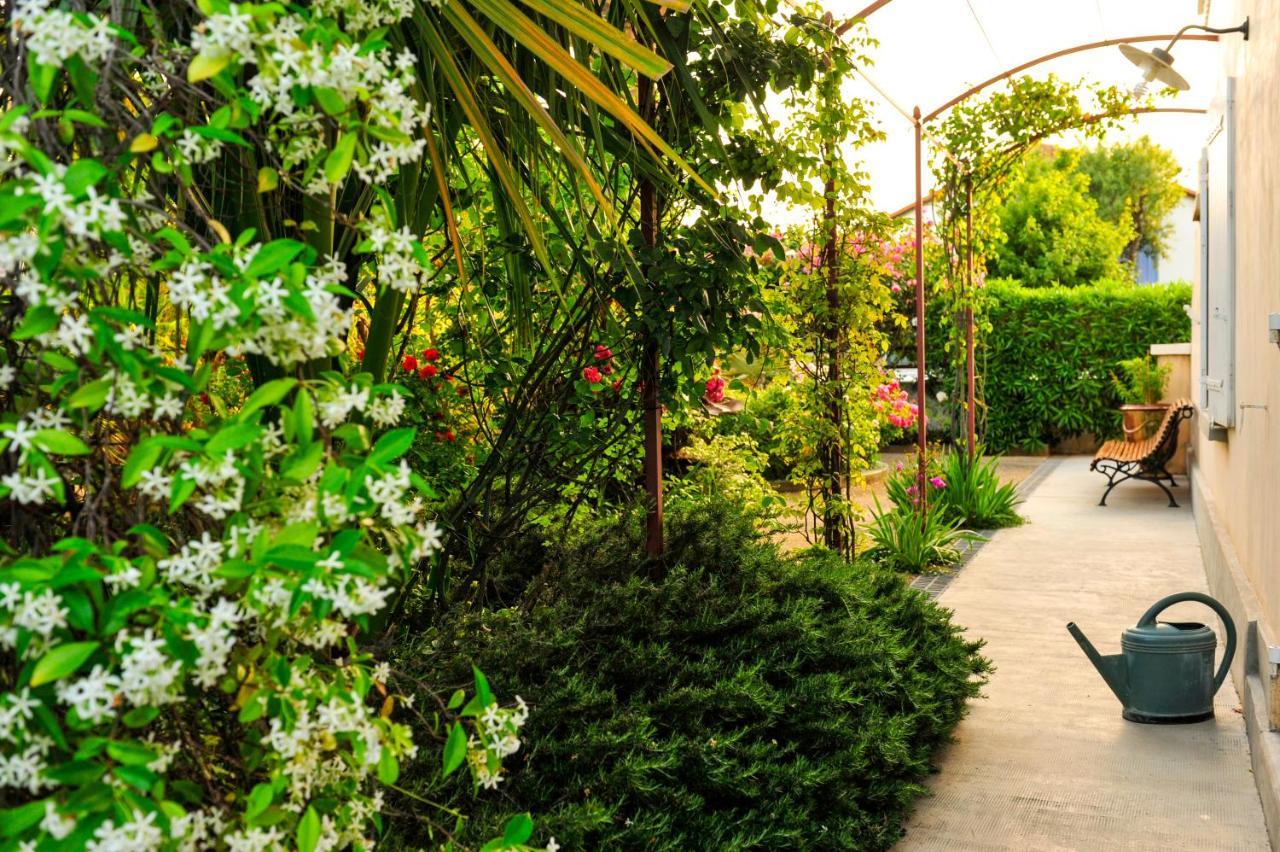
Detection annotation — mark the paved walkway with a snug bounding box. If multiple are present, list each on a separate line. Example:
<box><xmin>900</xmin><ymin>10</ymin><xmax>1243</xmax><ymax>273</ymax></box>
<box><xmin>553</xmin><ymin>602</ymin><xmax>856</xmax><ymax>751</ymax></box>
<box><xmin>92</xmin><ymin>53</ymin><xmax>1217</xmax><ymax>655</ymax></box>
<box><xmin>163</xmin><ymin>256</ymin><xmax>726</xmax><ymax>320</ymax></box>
<box><xmin>898</xmin><ymin>456</ymin><xmax>1270</xmax><ymax>851</ymax></box>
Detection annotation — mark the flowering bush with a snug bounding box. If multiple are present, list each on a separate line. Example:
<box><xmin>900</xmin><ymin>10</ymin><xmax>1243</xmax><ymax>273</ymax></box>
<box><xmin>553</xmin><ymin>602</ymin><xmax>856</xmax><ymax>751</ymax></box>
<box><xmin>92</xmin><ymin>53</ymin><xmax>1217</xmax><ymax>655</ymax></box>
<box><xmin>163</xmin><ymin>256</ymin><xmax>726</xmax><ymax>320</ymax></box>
<box><xmin>0</xmin><ymin>1</ymin><xmax>539</xmax><ymax>847</ymax></box>
<box><xmin>871</xmin><ymin>380</ymin><xmax>918</xmax><ymax>429</ymax></box>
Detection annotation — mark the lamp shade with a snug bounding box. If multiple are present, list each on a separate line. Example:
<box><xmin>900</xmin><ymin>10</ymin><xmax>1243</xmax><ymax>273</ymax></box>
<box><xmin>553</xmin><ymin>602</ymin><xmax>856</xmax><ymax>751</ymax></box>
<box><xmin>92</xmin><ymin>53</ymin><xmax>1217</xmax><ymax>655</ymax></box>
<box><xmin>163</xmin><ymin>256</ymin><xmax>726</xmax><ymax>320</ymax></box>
<box><xmin>1119</xmin><ymin>43</ymin><xmax>1191</xmax><ymax>92</ymax></box>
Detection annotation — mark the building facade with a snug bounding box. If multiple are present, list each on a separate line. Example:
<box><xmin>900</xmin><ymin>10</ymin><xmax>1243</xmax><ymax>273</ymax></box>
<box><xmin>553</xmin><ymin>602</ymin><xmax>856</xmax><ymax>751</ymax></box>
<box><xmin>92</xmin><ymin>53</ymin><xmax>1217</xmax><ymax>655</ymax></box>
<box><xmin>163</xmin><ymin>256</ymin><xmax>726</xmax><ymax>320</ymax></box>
<box><xmin>1188</xmin><ymin>0</ymin><xmax>1280</xmax><ymax>843</ymax></box>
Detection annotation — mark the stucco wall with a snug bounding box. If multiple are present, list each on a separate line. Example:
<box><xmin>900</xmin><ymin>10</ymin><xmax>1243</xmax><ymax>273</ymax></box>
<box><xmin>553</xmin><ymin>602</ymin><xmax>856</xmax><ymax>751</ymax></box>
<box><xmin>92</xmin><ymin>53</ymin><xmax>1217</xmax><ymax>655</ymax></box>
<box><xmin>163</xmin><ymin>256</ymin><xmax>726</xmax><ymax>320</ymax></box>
<box><xmin>1159</xmin><ymin>194</ymin><xmax>1200</xmax><ymax>284</ymax></box>
<box><xmin>1191</xmin><ymin>0</ymin><xmax>1280</xmax><ymax>646</ymax></box>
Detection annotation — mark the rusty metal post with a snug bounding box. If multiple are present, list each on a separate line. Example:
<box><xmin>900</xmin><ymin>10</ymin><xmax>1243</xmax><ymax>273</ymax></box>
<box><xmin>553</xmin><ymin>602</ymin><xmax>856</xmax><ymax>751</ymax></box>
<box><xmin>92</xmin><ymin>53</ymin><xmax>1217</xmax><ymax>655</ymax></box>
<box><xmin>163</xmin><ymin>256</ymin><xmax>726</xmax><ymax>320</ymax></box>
<box><xmin>965</xmin><ymin>173</ymin><xmax>976</xmax><ymax>459</ymax></box>
<box><xmin>638</xmin><ymin>75</ymin><xmax>663</xmax><ymax>557</ymax></box>
<box><xmin>913</xmin><ymin>106</ymin><xmax>927</xmax><ymax>518</ymax></box>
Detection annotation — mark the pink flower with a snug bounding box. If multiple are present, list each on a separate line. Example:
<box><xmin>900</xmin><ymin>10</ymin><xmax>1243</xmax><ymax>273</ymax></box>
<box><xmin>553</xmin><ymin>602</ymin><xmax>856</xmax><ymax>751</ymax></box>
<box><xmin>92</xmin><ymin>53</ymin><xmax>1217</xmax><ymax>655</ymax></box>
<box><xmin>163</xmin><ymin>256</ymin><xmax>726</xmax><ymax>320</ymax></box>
<box><xmin>891</xmin><ymin>283</ymin><xmax>902</xmax><ymax>293</ymax></box>
<box><xmin>895</xmin><ymin>461</ymin><xmax>904</xmax><ymax>472</ymax></box>
<box><xmin>705</xmin><ymin>371</ymin><xmax>726</xmax><ymax>404</ymax></box>
<box><xmin>929</xmin><ymin>476</ymin><xmax>946</xmax><ymax>489</ymax></box>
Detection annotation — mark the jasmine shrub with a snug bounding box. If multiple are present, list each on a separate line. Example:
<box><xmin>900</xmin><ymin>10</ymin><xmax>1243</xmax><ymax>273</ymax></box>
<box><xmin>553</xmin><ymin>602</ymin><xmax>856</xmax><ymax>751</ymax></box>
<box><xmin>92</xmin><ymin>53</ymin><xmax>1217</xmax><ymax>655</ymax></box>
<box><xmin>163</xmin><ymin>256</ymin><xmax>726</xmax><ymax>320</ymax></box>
<box><xmin>0</xmin><ymin>1</ymin><xmax>535</xmax><ymax>848</ymax></box>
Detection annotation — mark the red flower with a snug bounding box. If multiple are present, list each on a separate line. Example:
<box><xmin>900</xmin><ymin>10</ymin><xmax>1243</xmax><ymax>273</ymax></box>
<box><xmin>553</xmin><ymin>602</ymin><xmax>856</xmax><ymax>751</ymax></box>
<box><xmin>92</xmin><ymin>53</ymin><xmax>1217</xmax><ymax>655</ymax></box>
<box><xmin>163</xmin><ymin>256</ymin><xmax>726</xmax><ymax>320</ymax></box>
<box><xmin>582</xmin><ymin>366</ymin><xmax>603</xmax><ymax>383</ymax></box>
<box><xmin>594</xmin><ymin>344</ymin><xmax>612</xmax><ymax>361</ymax></box>
<box><xmin>612</xmin><ymin>379</ymin><xmax>623</xmax><ymax>392</ymax></box>
<box><xmin>601</xmin><ymin>364</ymin><xmax>613</xmax><ymax>375</ymax></box>
<box><xmin>422</xmin><ymin>348</ymin><xmax>440</xmax><ymax>362</ymax></box>
<box><xmin>418</xmin><ymin>364</ymin><xmax>438</xmax><ymax>379</ymax></box>
<box><xmin>705</xmin><ymin>371</ymin><xmax>726</xmax><ymax>404</ymax></box>
<box><xmin>401</xmin><ymin>354</ymin><xmax>418</xmax><ymax>372</ymax></box>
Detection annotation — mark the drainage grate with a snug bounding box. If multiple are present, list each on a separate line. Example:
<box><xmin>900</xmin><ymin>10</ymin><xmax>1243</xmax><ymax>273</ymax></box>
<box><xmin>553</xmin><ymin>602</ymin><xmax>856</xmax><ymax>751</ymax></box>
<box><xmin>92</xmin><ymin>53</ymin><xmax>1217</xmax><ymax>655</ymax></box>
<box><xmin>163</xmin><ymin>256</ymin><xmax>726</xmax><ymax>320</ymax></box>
<box><xmin>909</xmin><ymin>457</ymin><xmax>1060</xmax><ymax>600</ymax></box>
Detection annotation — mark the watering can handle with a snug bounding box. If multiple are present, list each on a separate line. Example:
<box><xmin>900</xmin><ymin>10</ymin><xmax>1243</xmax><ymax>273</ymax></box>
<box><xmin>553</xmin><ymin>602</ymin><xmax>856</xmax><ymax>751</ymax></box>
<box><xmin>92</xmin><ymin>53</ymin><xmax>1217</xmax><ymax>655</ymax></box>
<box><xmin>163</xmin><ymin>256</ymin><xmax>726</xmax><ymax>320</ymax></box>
<box><xmin>1137</xmin><ymin>591</ymin><xmax>1237</xmax><ymax>692</ymax></box>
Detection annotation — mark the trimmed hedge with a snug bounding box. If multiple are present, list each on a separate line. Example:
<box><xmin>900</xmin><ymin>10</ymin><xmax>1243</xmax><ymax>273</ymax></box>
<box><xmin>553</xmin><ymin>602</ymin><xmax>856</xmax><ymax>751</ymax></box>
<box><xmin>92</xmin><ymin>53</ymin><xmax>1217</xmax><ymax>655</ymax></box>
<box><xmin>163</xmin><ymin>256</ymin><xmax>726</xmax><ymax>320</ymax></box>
<box><xmin>389</xmin><ymin>498</ymin><xmax>989</xmax><ymax>850</ymax></box>
<box><xmin>982</xmin><ymin>278</ymin><xmax>1191</xmax><ymax>451</ymax></box>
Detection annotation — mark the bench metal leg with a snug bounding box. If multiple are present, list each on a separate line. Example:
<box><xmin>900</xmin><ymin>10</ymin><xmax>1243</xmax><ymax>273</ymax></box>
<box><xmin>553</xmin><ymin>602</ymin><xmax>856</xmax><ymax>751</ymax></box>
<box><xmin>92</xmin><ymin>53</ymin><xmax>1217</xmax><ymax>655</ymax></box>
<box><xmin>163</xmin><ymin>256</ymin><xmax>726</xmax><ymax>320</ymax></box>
<box><xmin>1093</xmin><ymin>461</ymin><xmax>1180</xmax><ymax>507</ymax></box>
<box><xmin>1095</xmin><ymin>461</ymin><xmax>1130</xmax><ymax>506</ymax></box>
<box><xmin>1148</xmin><ymin>475</ymin><xmax>1179</xmax><ymax>508</ymax></box>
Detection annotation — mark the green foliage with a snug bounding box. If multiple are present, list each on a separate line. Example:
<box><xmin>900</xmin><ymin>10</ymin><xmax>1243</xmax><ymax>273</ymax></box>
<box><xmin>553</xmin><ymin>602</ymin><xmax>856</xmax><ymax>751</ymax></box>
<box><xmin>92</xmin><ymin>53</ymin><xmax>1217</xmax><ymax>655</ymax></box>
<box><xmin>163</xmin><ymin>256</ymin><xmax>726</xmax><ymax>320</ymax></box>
<box><xmin>1110</xmin><ymin>355</ymin><xmax>1171</xmax><ymax>406</ymax></box>
<box><xmin>934</xmin><ymin>451</ymin><xmax>1024</xmax><ymax>529</ymax></box>
<box><xmin>391</xmin><ymin>497</ymin><xmax>990</xmax><ymax>850</ymax></box>
<box><xmin>713</xmin><ymin>382</ymin><xmax>800</xmax><ymax>480</ymax></box>
<box><xmin>667</xmin><ymin>414</ymin><xmax>787</xmax><ymax>527</ymax></box>
<box><xmin>1074</xmin><ymin>136</ymin><xmax>1184</xmax><ymax>264</ymax></box>
<box><xmin>982</xmin><ymin>279</ymin><xmax>1192</xmax><ymax>451</ymax></box>
<box><xmin>865</xmin><ymin>500</ymin><xmax>981</xmax><ymax>574</ymax></box>
<box><xmin>989</xmin><ymin>151</ymin><xmax>1135</xmax><ymax>287</ymax></box>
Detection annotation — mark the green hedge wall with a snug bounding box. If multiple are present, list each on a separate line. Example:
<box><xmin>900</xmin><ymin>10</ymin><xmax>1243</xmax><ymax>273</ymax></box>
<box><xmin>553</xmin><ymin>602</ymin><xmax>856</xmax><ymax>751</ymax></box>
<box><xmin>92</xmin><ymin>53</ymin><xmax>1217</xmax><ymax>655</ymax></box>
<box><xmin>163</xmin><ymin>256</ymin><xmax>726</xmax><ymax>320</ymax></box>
<box><xmin>982</xmin><ymin>278</ymin><xmax>1192</xmax><ymax>452</ymax></box>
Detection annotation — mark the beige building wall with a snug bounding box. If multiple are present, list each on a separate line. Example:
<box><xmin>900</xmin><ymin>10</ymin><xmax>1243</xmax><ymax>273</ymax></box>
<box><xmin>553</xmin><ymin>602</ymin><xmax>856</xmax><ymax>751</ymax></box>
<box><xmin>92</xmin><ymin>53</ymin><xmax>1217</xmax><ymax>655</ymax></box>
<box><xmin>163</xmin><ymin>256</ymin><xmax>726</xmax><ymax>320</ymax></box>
<box><xmin>1189</xmin><ymin>0</ymin><xmax>1280</xmax><ymax>842</ymax></box>
<box><xmin>1190</xmin><ymin>0</ymin><xmax>1280</xmax><ymax>646</ymax></box>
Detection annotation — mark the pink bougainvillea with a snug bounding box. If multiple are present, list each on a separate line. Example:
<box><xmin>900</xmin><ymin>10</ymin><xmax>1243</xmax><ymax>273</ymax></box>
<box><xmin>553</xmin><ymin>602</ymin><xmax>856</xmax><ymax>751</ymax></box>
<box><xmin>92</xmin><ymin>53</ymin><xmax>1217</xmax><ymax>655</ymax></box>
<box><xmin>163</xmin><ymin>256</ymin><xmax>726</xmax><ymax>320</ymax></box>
<box><xmin>872</xmin><ymin>380</ymin><xmax>918</xmax><ymax>428</ymax></box>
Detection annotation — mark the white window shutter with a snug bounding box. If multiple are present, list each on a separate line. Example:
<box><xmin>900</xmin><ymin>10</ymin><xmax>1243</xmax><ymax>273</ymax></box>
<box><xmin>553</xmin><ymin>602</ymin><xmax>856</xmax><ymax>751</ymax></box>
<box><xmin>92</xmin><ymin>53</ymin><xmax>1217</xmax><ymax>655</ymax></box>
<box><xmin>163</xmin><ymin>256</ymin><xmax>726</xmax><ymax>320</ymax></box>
<box><xmin>1202</xmin><ymin>78</ymin><xmax>1237</xmax><ymax>429</ymax></box>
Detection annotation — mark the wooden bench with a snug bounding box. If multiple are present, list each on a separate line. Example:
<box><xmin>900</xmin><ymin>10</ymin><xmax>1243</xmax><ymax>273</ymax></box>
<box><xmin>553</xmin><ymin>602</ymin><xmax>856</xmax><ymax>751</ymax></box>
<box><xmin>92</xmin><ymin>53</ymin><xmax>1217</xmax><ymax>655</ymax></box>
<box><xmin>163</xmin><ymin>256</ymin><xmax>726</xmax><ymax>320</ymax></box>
<box><xmin>1091</xmin><ymin>399</ymin><xmax>1194</xmax><ymax>507</ymax></box>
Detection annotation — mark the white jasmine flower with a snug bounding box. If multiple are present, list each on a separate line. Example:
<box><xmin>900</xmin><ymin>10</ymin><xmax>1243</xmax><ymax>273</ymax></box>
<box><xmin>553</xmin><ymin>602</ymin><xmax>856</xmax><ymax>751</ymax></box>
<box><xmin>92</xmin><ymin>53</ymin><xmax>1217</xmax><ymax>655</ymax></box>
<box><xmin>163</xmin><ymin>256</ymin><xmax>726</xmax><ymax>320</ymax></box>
<box><xmin>1</xmin><ymin>469</ymin><xmax>59</xmax><ymax>504</ymax></box>
<box><xmin>40</xmin><ymin>802</ymin><xmax>75</xmax><ymax>840</ymax></box>
<box><xmin>1</xmin><ymin>420</ymin><xmax>39</xmax><ymax>460</ymax></box>
<box><xmin>55</xmin><ymin>664</ymin><xmax>120</xmax><ymax>725</ymax></box>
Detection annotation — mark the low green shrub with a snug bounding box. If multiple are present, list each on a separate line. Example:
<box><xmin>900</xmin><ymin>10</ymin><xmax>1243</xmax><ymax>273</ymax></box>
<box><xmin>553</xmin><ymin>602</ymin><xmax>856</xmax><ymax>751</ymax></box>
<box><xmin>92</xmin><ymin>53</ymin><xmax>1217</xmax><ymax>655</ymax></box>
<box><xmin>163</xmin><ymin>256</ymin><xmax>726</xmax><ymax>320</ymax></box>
<box><xmin>982</xmin><ymin>278</ymin><xmax>1191</xmax><ymax>451</ymax></box>
<box><xmin>389</xmin><ymin>498</ymin><xmax>990</xmax><ymax>850</ymax></box>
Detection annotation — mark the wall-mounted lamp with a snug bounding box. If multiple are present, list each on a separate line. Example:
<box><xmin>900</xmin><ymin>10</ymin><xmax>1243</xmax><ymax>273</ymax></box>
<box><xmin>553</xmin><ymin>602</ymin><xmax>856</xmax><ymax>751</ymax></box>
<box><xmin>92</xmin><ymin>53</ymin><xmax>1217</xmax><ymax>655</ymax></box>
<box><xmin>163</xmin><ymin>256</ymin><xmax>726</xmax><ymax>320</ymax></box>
<box><xmin>1120</xmin><ymin>18</ymin><xmax>1250</xmax><ymax>97</ymax></box>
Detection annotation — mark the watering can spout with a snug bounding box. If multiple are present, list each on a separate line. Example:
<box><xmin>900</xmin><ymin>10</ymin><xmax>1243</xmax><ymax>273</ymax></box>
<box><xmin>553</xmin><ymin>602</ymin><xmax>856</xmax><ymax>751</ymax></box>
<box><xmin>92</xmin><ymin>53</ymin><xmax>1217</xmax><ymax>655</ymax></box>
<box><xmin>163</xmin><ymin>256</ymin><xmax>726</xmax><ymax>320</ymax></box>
<box><xmin>1067</xmin><ymin>621</ymin><xmax>1129</xmax><ymax>704</ymax></box>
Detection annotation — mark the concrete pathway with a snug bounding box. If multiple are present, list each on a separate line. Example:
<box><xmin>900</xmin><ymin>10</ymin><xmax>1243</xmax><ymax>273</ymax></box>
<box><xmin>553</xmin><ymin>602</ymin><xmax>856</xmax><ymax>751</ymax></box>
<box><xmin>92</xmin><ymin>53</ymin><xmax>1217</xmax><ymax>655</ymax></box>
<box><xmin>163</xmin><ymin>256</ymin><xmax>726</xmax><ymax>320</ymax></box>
<box><xmin>898</xmin><ymin>456</ymin><xmax>1270</xmax><ymax>851</ymax></box>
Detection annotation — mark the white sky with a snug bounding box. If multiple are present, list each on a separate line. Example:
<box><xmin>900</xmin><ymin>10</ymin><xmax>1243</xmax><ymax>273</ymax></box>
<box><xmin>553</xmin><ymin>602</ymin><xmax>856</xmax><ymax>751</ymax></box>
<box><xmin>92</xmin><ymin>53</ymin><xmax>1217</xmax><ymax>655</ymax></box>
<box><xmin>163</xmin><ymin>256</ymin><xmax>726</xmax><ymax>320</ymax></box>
<box><xmin>748</xmin><ymin>0</ymin><xmax>1235</xmax><ymax>219</ymax></box>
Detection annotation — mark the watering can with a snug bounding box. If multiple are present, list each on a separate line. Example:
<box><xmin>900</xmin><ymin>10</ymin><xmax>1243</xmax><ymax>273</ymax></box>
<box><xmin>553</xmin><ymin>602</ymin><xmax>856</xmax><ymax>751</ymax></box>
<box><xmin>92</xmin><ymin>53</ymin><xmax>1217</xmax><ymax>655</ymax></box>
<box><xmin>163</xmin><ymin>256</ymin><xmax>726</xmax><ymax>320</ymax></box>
<box><xmin>1067</xmin><ymin>591</ymin><xmax>1236</xmax><ymax>724</ymax></box>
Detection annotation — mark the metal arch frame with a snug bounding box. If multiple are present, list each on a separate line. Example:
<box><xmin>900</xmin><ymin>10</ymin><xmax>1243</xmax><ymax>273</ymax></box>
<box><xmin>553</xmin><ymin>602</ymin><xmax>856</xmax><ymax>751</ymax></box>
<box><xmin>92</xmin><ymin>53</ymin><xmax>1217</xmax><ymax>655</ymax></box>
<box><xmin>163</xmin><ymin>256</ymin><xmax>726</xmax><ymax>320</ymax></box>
<box><xmin>906</xmin><ymin>34</ymin><xmax>1220</xmax><ymax>512</ymax></box>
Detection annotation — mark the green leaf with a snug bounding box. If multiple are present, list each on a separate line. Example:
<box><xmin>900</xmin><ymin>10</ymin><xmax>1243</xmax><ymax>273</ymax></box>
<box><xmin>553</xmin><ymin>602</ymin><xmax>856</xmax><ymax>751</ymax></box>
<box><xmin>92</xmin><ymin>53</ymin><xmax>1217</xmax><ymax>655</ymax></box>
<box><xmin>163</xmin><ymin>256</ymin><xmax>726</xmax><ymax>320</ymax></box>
<box><xmin>30</xmin><ymin>641</ymin><xmax>99</xmax><ymax>687</ymax></box>
<box><xmin>28</xmin><ymin>56</ymin><xmax>57</xmax><ymax>105</ymax></box>
<box><xmin>0</xmin><ymin>800</ymin><xmax>46</xmax><ymax>838</ymax></box>
<box><xmin>63</xmin><ymin>160</ymin><xmax>108</xmax><ymax>196</ymax></box>
<box><xmin>12</xmin><ymin>306</ymin><xmax>58</xmax><ymax>341</ymax></box>
<box><xmin>243</xmin><ymin>240</ymin><xmax>305</xmax><ymax>278</ymax></box>
<box><xmin>293</xmin><ymin>391</ymin><xmax>314</xmax><ymax>447</ymax></box>
<box><xmin>106</xmin><ymin>740</ymin><xmax>157</xmax><ymax>766</ymax></box>
<box><xmin>122</xmin><ymin>705</ymin><xmax>160</xmax><ymax>728</ymax></box>
<box><xmin>245</xmin><ymin>782</ymin><xmax>274</xmax><ymax>820</ymax></box>
<box><xmin>205</xmin><ymin>422</ymin><xmax>262</xmax><ymax>455</ymax></box>
<box><xmin>121</xmin><ymin>439</ymin><xmax>164</xmax><ymax>488</ymax></box>
<box><xmin>33</xmin><ymin>430</ymin><xmax>91</xmax><ymax>456</ymax></box>
<box><xmin>297</xmin><ymin>806</ymin><xmax>321</xmax><ymax>852</ymax></box>
<box><xmin>239</xmin><ymin>378</ymin><xmax>296</xmax><ymax>419</ymax></box>
<box><xmin>368</xmin><ymin>427</ymin><xmax>414</xmax><ymax>466</ymax></box>
<box><xmin>502</xmin><ymin>813</ymin><xmax>534</xmax><ymax>846</ymax></box>
<box><xmin>313</xmin><ymin>87</ymin><xmax>348</xmax><ymax>116</ymax></box>
<box><xmin>377</xmin><ymin>747</ymin><xmax>399</xmax><ymax>785</ymax></box>
<box><xmin>281</xmin><ymin>442</ymin><xmax>324</xmax><ymax>481</ymax></box>
<box><xmin>169</xmin><ymin>476</ymin><xmax>197</xmax><ymax>513</ymax></box>
<box><xmin>323</xmin><ymin>133</ymin><xmax>357</xmax><ymax>186</ymax></box>
<box><xmin>112</xmin><ymin>763</ymin><xmax>157</xmax><ymax>791</ymax></box>
<box><xmin>442</xmin><ymin>722</ymin><xmax>467</xmax><ymax>777</ymax></box>
<box><xmin>188</xmin><ymin>47</ymin><xmax>232</xmax><ymax>83</ymax></box>
<box><xmin>65</xmin><ymin>377</ymin><xmax>113</xmax><ymax>411</ymax></box>
<box><xmin>257</xmin><ymin>167</ymin><xmax>279</xmax><ymax>193</ymax></box>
